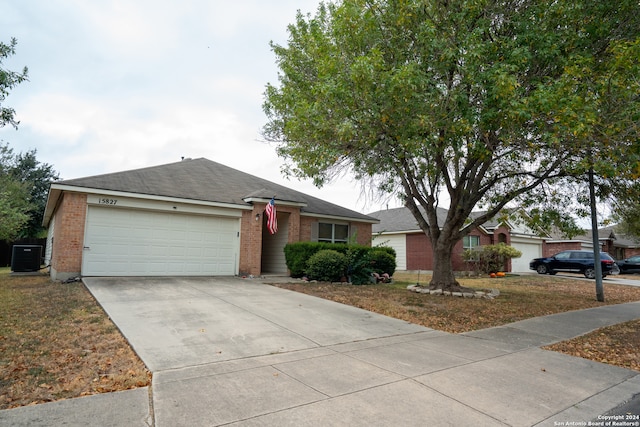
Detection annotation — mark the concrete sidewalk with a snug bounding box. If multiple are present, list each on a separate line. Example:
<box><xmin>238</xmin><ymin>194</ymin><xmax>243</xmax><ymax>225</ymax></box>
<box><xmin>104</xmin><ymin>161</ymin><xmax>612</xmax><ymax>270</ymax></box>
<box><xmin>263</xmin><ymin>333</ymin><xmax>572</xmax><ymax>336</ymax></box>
<box><xmin>1</xmin><ymin>277</ymin><xmax>639</xmax><ymax>426</ymax></box>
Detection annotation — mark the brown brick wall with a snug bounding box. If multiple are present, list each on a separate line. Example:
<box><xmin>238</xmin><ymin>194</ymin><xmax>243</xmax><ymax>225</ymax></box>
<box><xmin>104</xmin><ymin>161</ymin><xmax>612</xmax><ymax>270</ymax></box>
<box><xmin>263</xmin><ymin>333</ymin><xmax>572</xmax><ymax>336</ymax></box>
<box><xmin>406</xmin><ymin>233</ymin><xmax>433</xmax><ymax>270</ymax></box>
<box><xmin>406</xmin><ymin>230</ymin><xmax>501</xmax><ymax>271</ymax></box>
<box><xmin>51</xmin><ymin>192</ymin><xmax>87</xmax><ymax>278</ymax></box>
<box><xmin>490</xmin><ymin>225</ymin><xmax>511</xmax><ymax>245</ymax></box>
<box><xmin>239</xmin><ymin>208</ymin><xmax>262</xmax><ymax>276</ymax></box>
<box><xmin>625</xmin><ymin>248</ymin><xmax>640</xmax><ymax>258</ymax></box>
<box><xmin>543</xmin><ymin>242</ymin><xmax>583</xmax><ymax>257</ymax></box>
<box><xmin>239</xmin><ymin>203</ymin><xmax>304</xmax><ymax>276</ymax></box>
<box><xmin>299</xmin><ymin>217</ymin><xmax>314</xmax><ymax>241</ymax></box>
<box><xmin>298</xmin><ymin>217</ymin><xmax>372</xmax><ymax>246</ymax></box>
<box><xmin>351</xmin><ymin>222</ymin><xmax>373</xmax><ymax>246</ymax></box>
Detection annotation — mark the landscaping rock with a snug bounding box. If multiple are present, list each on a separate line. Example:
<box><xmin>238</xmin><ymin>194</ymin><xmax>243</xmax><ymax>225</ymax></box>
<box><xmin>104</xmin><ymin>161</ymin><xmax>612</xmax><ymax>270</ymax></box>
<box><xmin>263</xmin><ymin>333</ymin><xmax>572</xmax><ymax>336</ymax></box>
<box><xmin>406</xmin><ymin>286</ymin><xmax>499</xmax><ymax>300</ymax></box>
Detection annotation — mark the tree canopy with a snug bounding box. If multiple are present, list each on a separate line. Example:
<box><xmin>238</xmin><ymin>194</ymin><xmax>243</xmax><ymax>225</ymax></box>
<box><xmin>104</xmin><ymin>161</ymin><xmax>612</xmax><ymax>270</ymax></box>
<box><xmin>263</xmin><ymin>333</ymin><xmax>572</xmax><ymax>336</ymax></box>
<box><xmin>1</xmin><ymin>38</ymin><xmax>28</xmax><ymax>129</ymax></box>
<box><xmin>611</xmin><ymin>184</ymin><xmax>640</xmax><ymax>239</ymax></box>
<box><xmin>0</xmin><ymin>143</ymin><xmax>59</xmax><ymax>240</ymax></box>
<box><xmin>264</xmin><ymin>0</ymin><xmax>640</xmax><ymax>289</ymax></box>
<box><xmin>0</xmin><ymin>39</ymin><xmax>58</xmax><ymax>241</ymax></box>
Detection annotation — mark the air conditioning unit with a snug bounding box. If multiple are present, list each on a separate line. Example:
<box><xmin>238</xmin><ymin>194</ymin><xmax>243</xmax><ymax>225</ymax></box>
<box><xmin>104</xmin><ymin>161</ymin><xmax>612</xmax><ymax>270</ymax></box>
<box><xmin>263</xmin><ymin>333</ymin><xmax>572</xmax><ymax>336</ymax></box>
<box><xmin>11</xmin><ymin>245</ymin><xmax>43</xmax><ymax>272</ymax></box>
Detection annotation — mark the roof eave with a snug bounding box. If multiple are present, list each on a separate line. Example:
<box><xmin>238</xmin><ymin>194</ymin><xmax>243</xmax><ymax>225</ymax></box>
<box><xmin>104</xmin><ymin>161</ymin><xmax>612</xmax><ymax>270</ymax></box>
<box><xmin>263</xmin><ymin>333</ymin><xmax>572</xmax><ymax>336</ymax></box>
<box><xmin>301</xmin><ymin>211</ymin><xmax>379</xmax><ymax>224</ymax></box>
<box><xmin>242</xmin><ymin>196</ymin><xmax>307</xmax><ymax>208</ymax></box>
<box><xmin>42</xmin><ymin>186</ymin><xmax>63</xmax><ymax>227</ymax></box>
<box><xmin>44</xmin><ymin>183</ymin><xmax>253</xmax><ymax>218</ymax></box>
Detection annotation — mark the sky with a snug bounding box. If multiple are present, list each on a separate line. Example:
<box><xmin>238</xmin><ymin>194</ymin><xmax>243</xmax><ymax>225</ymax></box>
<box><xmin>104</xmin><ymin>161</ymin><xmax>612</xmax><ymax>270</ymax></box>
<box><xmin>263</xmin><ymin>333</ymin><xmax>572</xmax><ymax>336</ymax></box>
<box><xmin>1</xmin><ymin>0</ymin><xmax>400</xmax><ymax>215</ymax></box>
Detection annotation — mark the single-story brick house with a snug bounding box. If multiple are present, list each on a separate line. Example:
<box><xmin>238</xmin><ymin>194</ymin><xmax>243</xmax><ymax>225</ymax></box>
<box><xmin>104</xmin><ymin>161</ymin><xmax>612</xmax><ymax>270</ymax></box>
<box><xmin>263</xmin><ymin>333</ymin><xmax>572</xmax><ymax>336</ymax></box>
<box><xmin>368</xmin><ymin>207</ymin><xmax>547</xmax><ymax>273</ymax></box>
<box><xmin>43</xmin><ymin>158</ymin><xmax>378</xmax><ymax>281</ymax></box>
<box><xmin>544</xmin><ymin>226</ymin><xmax>640</xmax><ymax>260</ymax></box>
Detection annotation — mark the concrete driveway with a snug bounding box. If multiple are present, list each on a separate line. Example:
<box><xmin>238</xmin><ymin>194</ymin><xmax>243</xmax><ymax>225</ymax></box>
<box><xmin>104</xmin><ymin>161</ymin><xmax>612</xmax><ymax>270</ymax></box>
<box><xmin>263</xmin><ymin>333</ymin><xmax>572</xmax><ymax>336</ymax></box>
<box><xmin>83</xmin><ymin>277</ymin><xmax>428</xmax><ymax>371</ymax></box>
<box><xmin>3</xmin><ymin>276</ymin><xmax>639</xmax><ymax>426</ymax></box>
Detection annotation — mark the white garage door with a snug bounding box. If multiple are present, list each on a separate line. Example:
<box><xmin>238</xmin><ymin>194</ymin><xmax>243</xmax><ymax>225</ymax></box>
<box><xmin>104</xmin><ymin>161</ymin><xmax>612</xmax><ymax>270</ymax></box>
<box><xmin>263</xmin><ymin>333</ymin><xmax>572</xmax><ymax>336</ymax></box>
<box><xmin>82</xmin><ymin>207</ymin><xmax>239</xmax><ymax>276</ymax></box>
<box><xmin>511</xmin><ymin>240</ymin><xmax>542</xmax><ymax>273</ymax></box>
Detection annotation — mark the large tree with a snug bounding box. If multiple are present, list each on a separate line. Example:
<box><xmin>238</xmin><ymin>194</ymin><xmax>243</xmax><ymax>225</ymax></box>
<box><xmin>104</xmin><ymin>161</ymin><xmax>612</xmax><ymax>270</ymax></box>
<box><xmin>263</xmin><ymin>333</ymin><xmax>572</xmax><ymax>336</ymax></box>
<box><xmin>1</xmin><ymin>38</ymin><xmax>28</xmax><ymax>129</ymax></box>
<box><xmin>0</xmin><ymin>39</ymin><xmax>57</xmax><ymax>240</ymax></box>
<box><xmin>1</xmin><ymin>143</ymin><xmax>60</xmax><ymax>238</ymax></box>
<box><xmin>611</xmin><ymin>183</ymin><xmax>640</xmax><ymax>239</ymax></box>
<box><xmin>263</xmin><ymin>0</ymin><xmax>640</xmax><ymax>290</ymax></box>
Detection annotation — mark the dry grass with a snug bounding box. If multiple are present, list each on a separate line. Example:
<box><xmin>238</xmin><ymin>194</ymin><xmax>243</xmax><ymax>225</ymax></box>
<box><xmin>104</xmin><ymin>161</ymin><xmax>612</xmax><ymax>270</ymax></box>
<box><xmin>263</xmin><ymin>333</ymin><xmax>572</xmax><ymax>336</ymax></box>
<box><xmin>544</xmin><ymin>319</ymin><xmax>640</xmax><ymax>372</ymax></box>
<box><xmin>274</xmin><ymin>273</ymin><xmax>640</xmax><ymax>333</ymax></box>
<box><xmin>2</xmin><ymin>270</ymin><xmax>638</xmax><ymax>410</ymax></box>
<box><xmin>272</xmin><ymin>272</ymin><xmax>640</xmax><ymax>372</ymax></box>
<box><xmin>0</xmin><ymin>270</ymin><xmax>150</xmax><ymax>409</ymax></box>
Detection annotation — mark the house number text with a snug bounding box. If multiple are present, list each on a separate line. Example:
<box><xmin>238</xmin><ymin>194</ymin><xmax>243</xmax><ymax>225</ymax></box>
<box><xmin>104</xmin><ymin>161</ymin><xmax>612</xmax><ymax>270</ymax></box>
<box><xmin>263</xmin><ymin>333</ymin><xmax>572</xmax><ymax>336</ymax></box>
<box><xmin>98</xmin><ymin>198</ymin><xmax>118</xmax><ymax>205</ymax></box>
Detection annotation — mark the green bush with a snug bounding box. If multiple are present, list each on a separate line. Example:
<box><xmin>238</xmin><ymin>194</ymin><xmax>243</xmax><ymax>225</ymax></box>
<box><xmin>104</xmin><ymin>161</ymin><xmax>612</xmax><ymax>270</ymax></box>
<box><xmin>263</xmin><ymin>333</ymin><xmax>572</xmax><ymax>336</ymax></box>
<box><xmin>369</xmin><ymin>250</ymin><xmax>396</xmax><ymax>276</ymax></box>
<box><xmin>305</xmin><ymin>250</ymin><xmax>347</xmax><ymax>282</ymax></box>
<box><xmin>345</xmin><ymin>246</ymin><xmax>373</xmax><ymax>285</ymax></box>
<box><xmin>283</xmin><ymin>241</ymin><xmax>398</xmax><ymax>284</ymax></box>
<box><xmin>373</xmin><ymin>245</ymin><xmax>396</xmax><ymax>259</ymax></box>
<box><xmin>283</xmin><ymin>241</ymin><xmax>349</xmax><ymax>277</ymax></box>
<box><xmin>463</xmin><ymin>243</ymin><xmax>522</xmax><ymax>274</ymax></box>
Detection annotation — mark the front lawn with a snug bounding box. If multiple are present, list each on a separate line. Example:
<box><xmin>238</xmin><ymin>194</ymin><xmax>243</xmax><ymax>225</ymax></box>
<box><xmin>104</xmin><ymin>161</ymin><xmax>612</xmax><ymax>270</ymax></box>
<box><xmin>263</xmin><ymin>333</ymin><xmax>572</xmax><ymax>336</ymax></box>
<box><xmin>2</xmin><ymin>270</ymin><xmax>638</xmax><ymax>410</ymax></box>
<box><xmin>272</xmin><ymin>273</ymin><xmax>640</xmax><ymax>372</ymax></box>
<box><xmin>273</xmin><ymin>273</ymin><xmax>640</xmax><ymax>333</ymax></box>
<box><xmin>0</xmin><ymin>269</ymin><xmax>150</xmax><ymax>409</ymax></box>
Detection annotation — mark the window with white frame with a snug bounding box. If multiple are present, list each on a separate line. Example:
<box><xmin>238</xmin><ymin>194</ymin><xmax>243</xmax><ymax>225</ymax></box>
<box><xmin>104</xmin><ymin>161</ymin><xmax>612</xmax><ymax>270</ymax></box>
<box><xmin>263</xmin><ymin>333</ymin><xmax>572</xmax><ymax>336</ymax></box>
<box><xmin>463</xmin><ymin>235</ymin><xmax>480</xmax><ymax>250</ymax></box>
<box><xmin>318</xmin><ymin>223</ymin><xmax>349</xmax><ymax>243</ymax></box>
<box><xmin>462</xmin><ymin>235</ymin><xmax>482</xmax><ymax>262</ymax></box>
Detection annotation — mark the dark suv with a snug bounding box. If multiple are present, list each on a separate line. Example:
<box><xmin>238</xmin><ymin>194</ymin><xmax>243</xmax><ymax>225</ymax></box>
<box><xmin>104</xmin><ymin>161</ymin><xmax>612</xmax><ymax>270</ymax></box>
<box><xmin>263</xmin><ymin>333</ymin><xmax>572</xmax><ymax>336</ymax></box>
<box><xmin>529</xmin><ymin>250</ymin><xmax>617</xmax><ymax>279</ymax></box>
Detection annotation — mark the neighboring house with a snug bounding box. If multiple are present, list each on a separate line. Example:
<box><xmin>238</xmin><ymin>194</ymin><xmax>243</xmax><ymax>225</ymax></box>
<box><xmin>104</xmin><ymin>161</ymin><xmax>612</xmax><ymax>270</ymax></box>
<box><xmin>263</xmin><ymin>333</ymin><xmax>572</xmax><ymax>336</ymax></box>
<box><xmin>544</xmin><ymin>226</ymin><xmax>640</xmax><ymax>260</ymax></box>
<box><xmin>542</xmin><ymin>230</ymin><xmax>597</xmax><ymax>257</ymax></box>
<box><xmin>43</xmin><ymin>158</ymin><xmax>378</xmax><ymax>281</ymax></box>
<box><xmin>606</xmin><ymin>230</ymin><xmax>640</xmax><ymax>260</ymax></box>
<box><xmin>369</xmin><ymin>207</ymin><xmax>547</xmax><ymax>273</ymax></box>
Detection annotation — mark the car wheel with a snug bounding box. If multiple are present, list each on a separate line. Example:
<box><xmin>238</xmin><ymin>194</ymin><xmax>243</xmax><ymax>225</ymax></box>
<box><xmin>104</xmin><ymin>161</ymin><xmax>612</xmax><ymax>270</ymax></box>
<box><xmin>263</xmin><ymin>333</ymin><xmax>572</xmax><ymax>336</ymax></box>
<box><xmin>536</xmin><ymin>264</ymin><xmax>548</xmax><ymax>274</ymax></box>
<box><xmin>584</xmin><ymin>268</ymin><xmax>596</xmax><ymax>279</ymax></box>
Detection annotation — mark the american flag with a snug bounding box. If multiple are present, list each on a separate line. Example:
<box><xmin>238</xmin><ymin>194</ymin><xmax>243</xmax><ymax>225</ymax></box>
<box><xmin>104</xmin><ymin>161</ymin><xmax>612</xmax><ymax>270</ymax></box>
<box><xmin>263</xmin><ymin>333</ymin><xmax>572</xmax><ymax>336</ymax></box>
<box><xmin>265</xmin><ymin>197</ymin><xmax>277</xmax><ymax>234</ymax></box>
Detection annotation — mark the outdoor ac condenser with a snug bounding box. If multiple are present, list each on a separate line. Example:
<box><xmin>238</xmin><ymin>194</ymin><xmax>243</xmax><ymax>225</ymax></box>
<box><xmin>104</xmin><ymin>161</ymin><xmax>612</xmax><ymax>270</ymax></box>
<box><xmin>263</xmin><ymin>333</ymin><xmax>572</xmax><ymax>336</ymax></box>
<box><xmin>11</xmin><ymin>245</ymin><xmax>43</xmax><ymax>272</ymax></box>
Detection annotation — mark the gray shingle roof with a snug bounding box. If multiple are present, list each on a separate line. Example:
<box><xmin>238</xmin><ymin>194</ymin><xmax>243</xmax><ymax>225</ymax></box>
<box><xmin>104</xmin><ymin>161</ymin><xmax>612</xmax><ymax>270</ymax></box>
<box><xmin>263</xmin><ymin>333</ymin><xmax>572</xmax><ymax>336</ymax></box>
<box><xmin>573</xmin><ymin>225</ymin><xmax>640</xmax><ymax>248</ymax></box>
<box><xmin>56</xmin><ymin>158</ymin><xmax>376</xmax><ymax>222</ymax></box>
<box><xmin>369</xmin><ymin>206</ymin><xmax>449</xmax><ymax>233</ymax></box>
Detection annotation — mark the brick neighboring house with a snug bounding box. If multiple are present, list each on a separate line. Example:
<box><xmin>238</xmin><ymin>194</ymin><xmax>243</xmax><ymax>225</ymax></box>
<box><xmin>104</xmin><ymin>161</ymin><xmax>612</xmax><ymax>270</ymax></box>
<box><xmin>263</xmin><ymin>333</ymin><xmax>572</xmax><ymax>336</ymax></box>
<box><xmin>368</xmin><ymin>207</ymin><xmax>546</xmax><ymax>273</ymax></box>
<box><xmin>544</xmin><ymin>226</ymin><xmax>640</xmax><ymax>260</ymax></box>
<box><xmin>43</xmin><ymin>158</ymin><xmax>378</xmax><ymax>281</ymax></box>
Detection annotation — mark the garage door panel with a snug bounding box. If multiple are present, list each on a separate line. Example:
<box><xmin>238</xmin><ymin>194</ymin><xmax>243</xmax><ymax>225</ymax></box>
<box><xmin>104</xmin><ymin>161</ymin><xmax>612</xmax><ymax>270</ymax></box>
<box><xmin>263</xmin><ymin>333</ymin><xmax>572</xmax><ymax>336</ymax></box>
<box><xmin>511</xmin><ymin>241</ymin><xmax>542</xmax><ymax>272</ymax></box>
<box><xmin>83</xmin><ymin>207</ymin><xmax>239</xmax><ymax>276</ymax></box>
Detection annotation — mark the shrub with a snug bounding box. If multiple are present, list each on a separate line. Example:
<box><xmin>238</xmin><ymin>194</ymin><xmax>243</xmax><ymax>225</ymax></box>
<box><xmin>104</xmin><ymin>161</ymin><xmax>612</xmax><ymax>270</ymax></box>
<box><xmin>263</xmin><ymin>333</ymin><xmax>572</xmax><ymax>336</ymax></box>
<box><xmin>305</xmin><ymin>250</ymin><xmax>347</xmax><ymax>282</ymax></box>
<box><xmin>463</xmin><ymin>243</ymin><xmax>522</xmax><ymax>274</ymax></box>
<box><xmin>369</xmin><ymin>250</ymin><xmax>396</xmax><ymax>276</ymax></box>
<box><xmin>284</xmin><ymin>242</ymin><xmax>322</xmax><ymax>277</ymax></box>
<box><xmin>373</xmin><ymin>245</ymin><xmax>396</xmax><ymax>259</ymax></box>
<box><xmin>284</xmin><ymin>242</ymin><xmax>348</xmax><ymax>277</ymax></box>
<box><xmin>346</xmin><ymin>246</ymin><xmax>373</xmax><ymax>285</ymax></box>
<box><xmin>284</xmin><ymin>242</ymin><xmax>398</xmax><ymax>284</ymax></box>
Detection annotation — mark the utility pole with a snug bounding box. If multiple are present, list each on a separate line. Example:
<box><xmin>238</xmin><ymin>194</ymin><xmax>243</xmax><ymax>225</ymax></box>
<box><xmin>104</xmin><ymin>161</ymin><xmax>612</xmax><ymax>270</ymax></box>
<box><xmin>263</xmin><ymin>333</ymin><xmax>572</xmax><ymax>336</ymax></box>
<box><xmin>589</xmin><ymin>167</ymin><xmax>605</xmax><ymax>302</ymax></box>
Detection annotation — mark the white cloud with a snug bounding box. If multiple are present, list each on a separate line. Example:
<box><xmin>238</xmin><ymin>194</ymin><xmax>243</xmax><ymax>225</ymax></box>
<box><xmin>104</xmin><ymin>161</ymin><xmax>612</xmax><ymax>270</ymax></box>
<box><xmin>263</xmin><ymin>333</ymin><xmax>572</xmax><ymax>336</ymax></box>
<box><xmin>0</xmin><ymin>0</ymin><xmax>396</xmax><ymax>215</ymax></box>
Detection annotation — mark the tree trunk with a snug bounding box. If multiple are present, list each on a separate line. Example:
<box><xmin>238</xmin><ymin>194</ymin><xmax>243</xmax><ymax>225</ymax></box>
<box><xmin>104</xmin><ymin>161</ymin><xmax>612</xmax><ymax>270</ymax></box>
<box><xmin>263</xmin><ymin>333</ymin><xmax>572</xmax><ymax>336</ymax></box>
<box><xmin>429</xmin><ymin>235</ymin><xmax>474</xmax><ymax>292</ymax></box>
